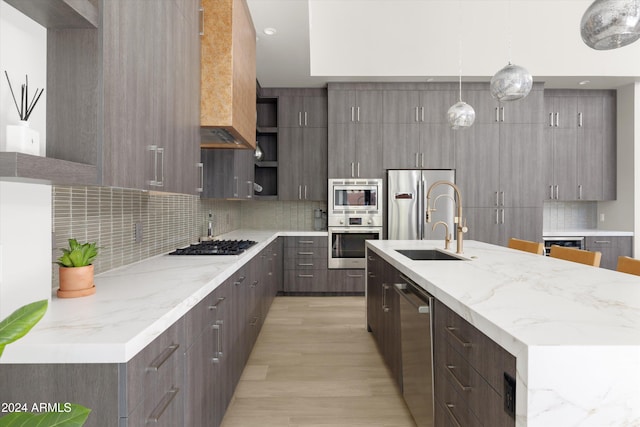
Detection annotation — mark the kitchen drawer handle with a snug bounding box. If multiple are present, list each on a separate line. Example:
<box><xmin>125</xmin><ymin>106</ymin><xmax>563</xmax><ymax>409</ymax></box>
<box><xmin>208</xmin><ymin>297</ymin><xmax>225</xmax><ymax>310</ymax></box>
<box><xmin>367</xmin><ymin>255</ymin><xmax>375</xmax><ymax>261</ymax></box>
<box><xmin>298</xmin><ymin>240</ymin><xmax>315</xmax><ymax>244</ymax></box>
<box><xmin>347</xmin><ymin>273</ymin><xmax>363</xmax><ymax>278</ymax></box>
<box><xmin>146</xmin><ymin>344</ymin><xmax>179</xmax><ymax>372</ymax></box>
<box><xmin>578</xmin><ymin>112</ymin><xmax>583</xmax><ymax>127</ymax></box>
<box><xmin>548</xmin><ymin>112</ymin><xmax>554</xmax><ymax>127</ymax></box>
<box><xmin>446</xmin><ymin>326</ymin><xmax>472</xmax><ymax>348</ymax></box>
<box><xmin>446</xmin><ymin>364</ymin><xmax>472</xmax><ymax>391</ymax></box>
<box><xmin>445</xmin><ymin>403</ymin><xmax>463</xmax><ymax>427</ymax></box>
<box><xmin>196</xmin><ymin>162</ymin><xmax>203</xmax><ymax>193</ymax></box>
<box><xmin>298</xmin><ymin>274</ymin><xmax>314</xmax><ymax>278</ymax></box>
<box><xmin>298</xmin><ymin>263</ymin><xmax>314</xmax><ymax>267</ymax></box>
<box><xmin>250</xmin><ymin>280</ymin><xmax>258</xmax><ymax>288</ymax></box>
<box><xmin>594</xmin><ymin>240</ymin><xmax>611</xmax><ymax>244</ymax></box>
<box><xmin>249</xmin><ymin>317</ymin><xmax>259</xmax><ymax>326</ymax></box>
<box><xmin>233</xmin><ymin>275</ymin><xmax>246</xmax><ymax>286</ymax></box>
<box><xmin>147</xmin><ymin>387</ymin><xmax>179</xmax><ymax>423</ymax></box>
<box><xmin>298</xmin><ymin>251</ymin><xmax>314</xmax><ymax>255</ymax></box>
<box><xmin>212</xmin><ymin>320</ymin><xmax>223</xmax><ymax>363</ymax></box>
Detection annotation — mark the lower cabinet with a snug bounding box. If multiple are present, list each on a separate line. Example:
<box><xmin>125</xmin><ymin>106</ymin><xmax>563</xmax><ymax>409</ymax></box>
<box><xmin>0</xmin><ymin>240</ymin><xmax>282</xmax><ymax>427</ymax></box>
<box><xmin>366</xmin><ymin>248</ymin><xmax>516</xmax><ymax>427</ymax></box>
<box><xmin>584</xmin><ymin>236</ymin><xmax>632</xmax><ymax>270</ymax></box>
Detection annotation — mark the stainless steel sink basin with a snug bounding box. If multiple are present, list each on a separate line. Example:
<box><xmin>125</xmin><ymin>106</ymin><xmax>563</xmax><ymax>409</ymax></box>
<box><xmin>396</xmin><ymin>249</ymin><xmax>466</xmax><ymax>261</ymax></box>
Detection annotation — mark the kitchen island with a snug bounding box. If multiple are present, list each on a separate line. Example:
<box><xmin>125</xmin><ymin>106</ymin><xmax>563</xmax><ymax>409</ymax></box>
<box><xmin>367</xmin><ymin>239</ymin><xmax>640</xmax><ymax>427</ymax></box>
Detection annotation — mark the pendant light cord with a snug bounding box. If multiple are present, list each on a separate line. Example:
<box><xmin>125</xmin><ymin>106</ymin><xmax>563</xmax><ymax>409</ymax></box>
<box><xmin>507</xmin><ymin>0</ymin><xmax>512</xmax><ymax>63</ymax></box>
<box><xmin>458</xmin><ymin>0</ymin><xmax>463</xmax><ymax>102</ymax></box>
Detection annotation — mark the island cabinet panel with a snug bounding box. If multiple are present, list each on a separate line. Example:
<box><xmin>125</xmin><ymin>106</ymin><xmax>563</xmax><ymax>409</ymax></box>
<box><xmin>433</xmin><ymin>300</ymin><xmax>516</xmax><ymax>427</ymax></box>
<box><xmin>327</xmin><ymin>269</ymin><xmax>366</xmax><ymax>294</ymax></box>
<box><xmin>365</xmin><ymin>250</ymin><xmax>403</xmax><ymax>391</ymax></box>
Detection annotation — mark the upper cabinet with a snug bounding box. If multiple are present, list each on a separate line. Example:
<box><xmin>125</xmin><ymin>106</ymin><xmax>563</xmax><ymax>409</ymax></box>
<box><xmin>545</xmin><ymin>90</ymin><xmax>616</xmax><ymax>201</ymax></box>
<box><xmin>200</xmin><ymin>0</ymin><xmax>257</xmax><ymax>149</ymax></box>
<box><xmin>4</xmin><ymin>0</ymin><xmax>98</xmax><ymax>28</ymax></box>
<box><xmin>19</xmin><ymin>0</ymin><xmax>202</xmax><ymax>194</ymax></box>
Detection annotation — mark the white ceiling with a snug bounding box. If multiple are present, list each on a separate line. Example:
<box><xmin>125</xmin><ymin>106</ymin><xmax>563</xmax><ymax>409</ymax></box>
<box><xmin>247</xmin><ymin>0</ymin><xmax>640</xmax><ymax>90</ymax></box>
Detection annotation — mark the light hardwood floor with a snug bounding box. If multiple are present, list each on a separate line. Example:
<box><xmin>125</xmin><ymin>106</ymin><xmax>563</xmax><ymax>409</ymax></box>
<box><xmin>221</xmin><ymin>296</ymin><xmax>416</xmax><ymax>427</ymax></box>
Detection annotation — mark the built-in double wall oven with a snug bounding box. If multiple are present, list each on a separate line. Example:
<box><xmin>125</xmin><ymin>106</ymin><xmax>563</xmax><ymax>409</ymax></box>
<box><xmin>328</xmin><ymin>179</ymin><xmax>383</xmax><ymax>269</ymax></box>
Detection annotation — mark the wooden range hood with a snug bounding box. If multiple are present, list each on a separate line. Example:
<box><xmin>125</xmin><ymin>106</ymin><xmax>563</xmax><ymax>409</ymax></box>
<box><xmin>201</xmin><ymin>0</ymin><xmax>256</xmax><ymax>149</ymax></box>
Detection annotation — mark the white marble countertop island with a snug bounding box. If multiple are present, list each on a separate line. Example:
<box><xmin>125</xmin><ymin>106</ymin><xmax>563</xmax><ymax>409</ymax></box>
<box><xmin>366</xmin><ymin>239</ymin><xmax>640</xmax><ymax>427</ymax></box>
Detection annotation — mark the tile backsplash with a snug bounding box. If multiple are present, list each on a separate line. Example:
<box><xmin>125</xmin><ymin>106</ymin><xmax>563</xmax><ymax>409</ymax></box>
<box><xmin>52</xmin><ymin>186</ymin><xmax>326</xmax><ymax>288</ymax></box>
<box><xmin>543</xmin><ymin>201</ymin><xmax>598</xmax><ymax>230</ymax></box>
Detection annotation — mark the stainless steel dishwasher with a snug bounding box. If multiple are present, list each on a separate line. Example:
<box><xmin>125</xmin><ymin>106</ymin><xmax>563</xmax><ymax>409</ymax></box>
<box><xmin>394</xmin><ymin>274</ymin><xmax>435</xmax><ymax>427</ymax></box>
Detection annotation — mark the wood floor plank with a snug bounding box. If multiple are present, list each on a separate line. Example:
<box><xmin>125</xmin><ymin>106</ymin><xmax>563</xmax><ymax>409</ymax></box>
<box><xmin>221</xmin><ymin>296</ymin><xmax>416</xmax><ymax>427</ymax></box>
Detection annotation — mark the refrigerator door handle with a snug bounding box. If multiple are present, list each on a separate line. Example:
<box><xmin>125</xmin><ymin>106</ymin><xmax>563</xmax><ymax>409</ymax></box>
<box><xmin>418</xmin><ymin>178</ymin><xmax>425</xmax><ymax>239</ymax></box>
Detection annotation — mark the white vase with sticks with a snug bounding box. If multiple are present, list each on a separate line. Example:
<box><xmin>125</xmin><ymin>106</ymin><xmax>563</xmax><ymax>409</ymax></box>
<box><xmin>2</xmin><ymin>71</ymin><xmax>45</xmax><ymax>156</ymax></box>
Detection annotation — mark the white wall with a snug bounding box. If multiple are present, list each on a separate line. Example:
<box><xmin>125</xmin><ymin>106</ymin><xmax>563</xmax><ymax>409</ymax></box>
<box><xmin>0</xmin><ymin>182</ymin><xmax>52</xmax><ymax>319</ymax></box>
<box><xmin>0</xmin><ymin>2</ymin><xmax>47</xmax><ymax>150</ymax></box>
<box><xmin>0</xmin><ymin>4</ymin><xmax>52</xmax><ymax>318</ymax></box>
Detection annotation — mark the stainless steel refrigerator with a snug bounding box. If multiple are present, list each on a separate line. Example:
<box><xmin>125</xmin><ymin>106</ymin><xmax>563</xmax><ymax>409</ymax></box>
<box><xmin>387</xmin><ymin>169</ymin><xmax>456</xmax><ymax>240</ymax></box>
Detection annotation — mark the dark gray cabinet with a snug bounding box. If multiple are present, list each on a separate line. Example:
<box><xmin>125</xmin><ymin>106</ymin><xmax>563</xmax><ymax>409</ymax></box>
<box><xmin>201</xmin><ymin>148</ymin><xmax>254</xmax><ymax>199</ymax></box>
<box><xmin>45</xmin><ymin>0</ymin><xmax>201</xmax><ymax>194</ymax></box>
<box><xmin>283</xmin><ymin>236</ymin><xmax>328</xmax><ymax>293</ymax></box>
<box><xmin>545</xmin><ymin>90</ymin><xmax>616</xmax><ymax>201</ymax></box>
<box><xmin>328</xmin><ymin>87</ymin><xmax>383</xmax><ymax>178</ymax></box>
<box><xmin>434</xmin><ymin>300</ymin><xmax>516</xmax><ymax>427</ymax></box>
<box><xmin>465</xmin><ymin>207</ymin><xmax>543</xmax><ymax>247</ymax></box>
<box><xmin>276</xmin><ymin>89</ymin><xmax>328</xmax><ymax>201</ymax></box>
<box><xmin>585</xmin><ymin>235</ymin><xmax>632</xmax><ymax>270</ymax></box>
<box><xmin>382</xmin><ymin>89</ymin><xmax>456</xmax><ymax>169</ymax></box>
<box><xmin>327</xmin><ymin>269</ymin><xmax>365</xmax><ymax>294</ymax></box>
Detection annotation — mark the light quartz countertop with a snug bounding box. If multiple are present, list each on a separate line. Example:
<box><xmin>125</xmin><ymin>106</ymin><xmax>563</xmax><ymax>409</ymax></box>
<box><xmin>543</xmin><ymin>229</ymin><xmax>633</xmax><ymax>237</ymax></box>
<box><xmin>366</xmin><ymin>239</ymin><xmax>640</xmax><ymax>427</ymax></box>
<box><xmin>0</xmin><ymin>230</ymin><xmax>326</xmax><ymax>365</ymax></box>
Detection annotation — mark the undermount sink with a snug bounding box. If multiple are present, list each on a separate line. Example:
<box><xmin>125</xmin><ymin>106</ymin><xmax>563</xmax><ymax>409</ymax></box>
<box><xmin>396</xmin><ymin>249</ymin><xmax>466</xmax><ymax>261</ymax></box>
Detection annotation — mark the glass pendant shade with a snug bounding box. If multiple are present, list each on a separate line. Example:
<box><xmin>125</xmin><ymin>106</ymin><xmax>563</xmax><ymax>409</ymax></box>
<box><xmin>490</xmin><ymin>62</ymin><xmax>533</xmax><ymax>102</ymax></box>
<box><xmin>447</xmin><ymin>101</ymin><xmax>475</xmax><ymax>130</ymax></box>
<box><xmin>581</xmin><ymin>0</ymin><xmax>640</xmax><ymax>50</ymax></box>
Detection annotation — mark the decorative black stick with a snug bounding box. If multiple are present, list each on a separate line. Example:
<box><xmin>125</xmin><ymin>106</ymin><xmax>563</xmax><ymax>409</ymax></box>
<box><xmin>4</xmin><ymin>71</ymin><xmax>21</xmax><ymax>119</ymax></box>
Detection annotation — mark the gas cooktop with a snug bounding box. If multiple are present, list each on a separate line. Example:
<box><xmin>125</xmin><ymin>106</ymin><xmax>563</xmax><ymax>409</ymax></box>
<box><xmin>169</xmin><ymin>239</ymin><xmax>257</xmax><ymax>256</ymax></box>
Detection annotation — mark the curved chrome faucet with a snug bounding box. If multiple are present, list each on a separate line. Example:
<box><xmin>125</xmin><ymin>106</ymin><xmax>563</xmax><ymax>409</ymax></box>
<box><xmin>426</xmin><ymin>180</ymin><xmax>467</xmax><ymax>254</ymax></box>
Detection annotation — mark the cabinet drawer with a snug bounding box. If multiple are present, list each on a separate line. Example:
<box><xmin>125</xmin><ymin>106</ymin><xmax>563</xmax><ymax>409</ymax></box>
<box><xmin>585</xmin><ymin>236</ymin><xmax>631</xmax><ymax>249</ymax></box>
<box><xmin>185</xmin><ymin>283</ymin><xmax>228</xmax><ymax>347</ymax></box>
<box><xmin>284</xmin><ymin>236</ymin><xmax>327</xmax><ymax>248</ymax></box>
<box><xmin>285</xmin><ymin>247</ymin><xmax>327</xmax><ymax>260</ymax></box>
<box><xmin>434</xmin><ymin>300</ymin><xmax>516</xmax><ymax>394</ymax></box>
<box><xmin>435</xmin><ymin>339</ymin><xmax>515</xmax><ymax>427</ymax></box>
<box><xmin>327</xmin><ymin>269</ymin><xmax>365</xmax><ymax>293</ymax></box>
<box><xmin>284</xmin><ymin>256</ymin><xmax>328</xmax><ymax>270</ymax></box>
<box><xmin>284</xmin><ymin>269</ymin><xmax>328</xmax><ymax>292</ymax></box>
<box><xmin>126</xmin><ymin>380</ymin><xmax>183</xmax><ymax>427</ymax></box>
<box><xmin>434</xmin><ymin>366</ymin><xmax>482</xmax><ymax>427</ymax></box>
<box><xmin>124</xmin><ymin>318</ymin><xmax>184</xmax><ymax>416</ymax></box>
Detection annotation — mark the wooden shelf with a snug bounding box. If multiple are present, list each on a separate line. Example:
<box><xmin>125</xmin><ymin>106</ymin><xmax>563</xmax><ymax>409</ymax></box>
<box><xmin>0</xmin><ymin>152</ymin><xmax>97</xmax><ymax>186</ymax></box>
<box><xmin>255</xmin><ymin>161</ymin><xmax>278</xmax><ymax>168</ymax></box>
<box><xmin>5</xmin><ymin>0</ymin><xmax>99</xmax><ymax>28</ymax></box>
<box><xmin>257</xmin><ymin>126</ymin><xmax>278</xmax><ymax>134</ymax></box>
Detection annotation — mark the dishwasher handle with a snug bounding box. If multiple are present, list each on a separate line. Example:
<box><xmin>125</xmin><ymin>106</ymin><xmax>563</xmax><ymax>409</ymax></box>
<box><xmin>394</xmin><ymin>282</ymin><xmax>431</xmax><ymax>314</ymax></box>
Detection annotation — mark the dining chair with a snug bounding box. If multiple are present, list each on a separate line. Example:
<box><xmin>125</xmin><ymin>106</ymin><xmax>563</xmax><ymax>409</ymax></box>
<box><xmin>508</xmin><ymin>238</ymin><xmax>544</xmax><ymax>255</ymax></box>
<box><xmin>616</xmin><ymin>256</ymin><xmax>640</xmax><ymax>276</ymax></box>
<box><xmin>549</xmin><ymin>245</ymin><xmax>601</xmax><ymax>267</ymax></box>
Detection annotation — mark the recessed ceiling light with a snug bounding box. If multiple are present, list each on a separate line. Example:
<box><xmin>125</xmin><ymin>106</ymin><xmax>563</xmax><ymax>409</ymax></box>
<box><xmin>263</xmin><ymin>27</ymin><xmax>277</xmax><ymax>36</ymax></box>
<box><xmin>579</xmin><ymin>80</ymin><xmax>590</xmax><ymax>85</ymax></box>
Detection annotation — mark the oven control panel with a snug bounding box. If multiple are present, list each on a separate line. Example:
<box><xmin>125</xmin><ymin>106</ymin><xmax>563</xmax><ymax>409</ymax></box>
<box><xmin>329</xmin><ymin>214</ymin><xmax>383</xmax><ymax>228</ymax></box>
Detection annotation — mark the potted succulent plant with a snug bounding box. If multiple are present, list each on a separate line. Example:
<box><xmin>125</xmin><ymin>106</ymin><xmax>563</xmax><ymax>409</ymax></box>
<box><xmin>55</xmin><ymin>239</ymin><xmax>98</xmax><ymax>298</ymax></box>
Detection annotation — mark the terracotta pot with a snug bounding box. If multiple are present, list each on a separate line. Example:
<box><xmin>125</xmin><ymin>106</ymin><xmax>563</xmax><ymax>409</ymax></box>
<box><xmin>58</xmin><ymin>265</ymin><xmax>95</xmax><ymax>298</ymax></box>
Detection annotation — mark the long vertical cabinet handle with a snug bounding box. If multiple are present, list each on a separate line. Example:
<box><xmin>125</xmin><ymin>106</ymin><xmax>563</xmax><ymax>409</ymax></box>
<box><xmin>147</xmin><ymin>388</ymin><xmax>180</xmax><ymax>424</ymax></box>
<box><xmin>304</xmin><ymin>185</ymin><xmax>308</xmax><ymax>200</ymax></box>
<box><xmin>500</xmin><ymin>106</ymin><xmax>505</xmax><ymax>122</ymax></box>
<box><xmin>247</xmin><ymin>181</ymin><xmax>252</xmax><ymax>198</ymax></box>
<box><xmin>304</xmin><ymin>111</ymin><xmax>308</xmax><ymax>126</ymax></box>
<box><xmin>549</xmin><ymin>113</ymin><xmax>554</xmax><ymax>127</ymax></box>
<box><xmin>382</xmin><ymin>284</ymin><xmax>390</xmax><ymax>312</ymax></box>
<box><xmin>495</xmin><ymin>107</ymin><xmax>500</xmax><ymax>122</ymax></box>
<box><xmin>415</xmin><ymin>152</ymin><xmax>420</xmax><ymax>168</ymax></box>
<box><xmin>298</xmin><ymin>185</ymin><xmax>302</xmax><ymax>200</ymax></box>
<box><xmin>357</xmin><ymin>162</ymin><xmax>360</xmax><ymax>177</ymax></box>
<box><xmin>356</xmin><ymin>106</ymin><xmax>360</xmax><ymax>122</ymax></box>
<box><xmin>500</xmin><ymin>191</ymin><xmax>505</xmax><ymax>206</ymax></box>
<box><xmin>157</xmin><ymin>147</ymin><xmax>165</xmax><ymax>187</ymax></box>
<box><xmin>234</xmin><ymin>176</ymin><xmax>239</xmax><ymax>198</ymax></box>
<box><xmin>298</xmin><ymin>111</ymin><xmax>302</xmax><ymax>127</ymax></box>
<box><xmin>501</xmin><ymin>208</ymin><xmax>505</xmax><ymax>225</ymax></box>
<box><xmin>199</xmin><ymin>7</ymin><xmax>204</xmax><ymax>36</ymax></box>
<box><xmin>578</xmin><ymin>184</ymin><xmax>583</xmax><ymax>200</ymax></box>
<box><xmin>420</xmin><ymin>152</ymin><xmax>424</xmax><ymax>168</ymax></box>
<box><xmin>350</xmin><ymin>106</ymin><xmax>355</xmax><ymax>122</ymax></box>
<box><xmin>578</xmin><ymin>112</ymin><xmax>583</xmax><ymax>127</ymax></box>
<box><xmin>495</xmin><ymin>209</ymin><xmax>499</xmax><ymax>225</ymax></box>
<box><xmin>549</xmin><ymin>185</ymin><xmax>554</xmax><ymax>199</ymax></box>
<box><xmin>494</xmin><ymin>191</ymin><xmax>499</xmax><ymax>207</ymax></box>
<box><xmin>555</xmin><ymin>185</ymin><xmax>559</xmax><ymax>199</ymax></box>
<box><xmin>415</xmin><ymin>107</ymin><xmax>419</xmax><ymax>123</ymax></box>
<box><xmin>421</xmin><ymin>106</ymin><xmax>425</xmax><ymax>122</ymax></box>
<box><xmin>148</xmin><ymin>145</ymin><xmax>158</xmax><ymax>186</ymax></box>
<box><xmin>418</xmin><ymin>179</ymin><xmax>424</xmax><ymax>239</ymax></box>
<box><xmin>196</xmin><ymin>162</ymin><xmax>203</xmax><ymax>193</ymax></box>
<box><xmin>351</xmin><ymin>162</ymin><xmax>355</xmax><ymax>178</ymax></box>
<box><xmin>555</xmin><ymin>112</ymin><xmax>560</xmax><ymax>127</ymax></box>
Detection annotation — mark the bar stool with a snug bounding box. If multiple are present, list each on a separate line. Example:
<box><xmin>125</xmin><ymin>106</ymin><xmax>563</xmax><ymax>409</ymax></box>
<box><xmin>508</xmin><ymin>238</ymin><xmax>544</xmax><ymax>255</ymax></box>
<box><xmin>549</xmin><ymin>245</ymin><xmax>601</xmax><ymax>267</ymax></box>
<box><xmin>616</xmin><ymin>256</ymin><xmax>640</xmax><ymax>276</ymax></box>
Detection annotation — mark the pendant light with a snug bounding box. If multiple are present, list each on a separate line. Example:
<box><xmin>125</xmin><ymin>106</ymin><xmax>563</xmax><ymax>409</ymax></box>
<box><xmin>447</xmin><ymin>1</ymin><xmax>475</xmax><ymax>130</ymax></box>
<box><xmin>490</xmin><ymin>0</ymin><xmax>532</xmax><ymax>102</ymax></box>
<box><xmin>581</xmin><ymin>0</ymin><xmax>640</xmax><ymax>50</ymax></box>
<box><xmin>254</xmin><ymin>141</ymin><xmax>264</xmax><ymax>161</ymax></box>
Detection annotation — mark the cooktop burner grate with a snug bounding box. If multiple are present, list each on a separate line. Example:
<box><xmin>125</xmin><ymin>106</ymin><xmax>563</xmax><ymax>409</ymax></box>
<box><xmin>169</xmin><ymin>239</ymin><xmax>257</xmax><ymax>255</ymax></box>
